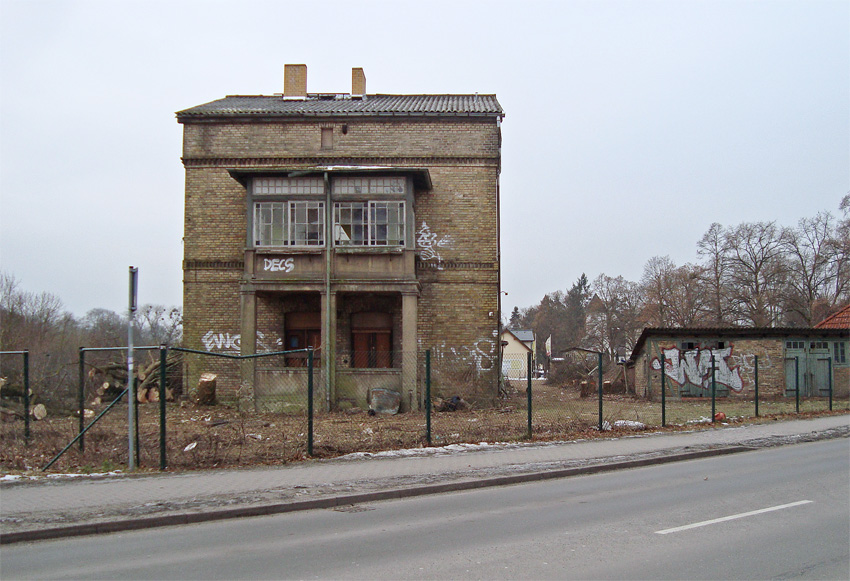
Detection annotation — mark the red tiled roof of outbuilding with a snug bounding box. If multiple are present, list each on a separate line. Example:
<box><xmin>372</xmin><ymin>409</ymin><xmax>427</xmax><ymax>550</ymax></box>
<box><xmin>815</xmin><ymin>305</ymin><xmax>850</xmax><ymax>329</ymax></box>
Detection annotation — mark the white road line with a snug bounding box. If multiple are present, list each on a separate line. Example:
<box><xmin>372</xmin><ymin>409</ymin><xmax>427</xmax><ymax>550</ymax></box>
<box><xmin>655</xmin><ymin>500</ymin><xmax>813</xmax><ymax>535</ymax></box>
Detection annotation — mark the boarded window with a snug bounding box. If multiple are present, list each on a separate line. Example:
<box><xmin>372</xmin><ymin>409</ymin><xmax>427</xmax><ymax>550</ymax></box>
<box><xmin>321</xmin><ymin>127</ymin><xmax>333</xmax><ymax>149</ymax></box>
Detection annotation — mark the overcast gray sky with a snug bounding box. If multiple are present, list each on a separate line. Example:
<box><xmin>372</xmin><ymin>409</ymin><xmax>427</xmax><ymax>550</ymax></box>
<box><xmin>1</xmin><ymin>0</ymin><xmax>848</xmax><ymax>318</ymax></box>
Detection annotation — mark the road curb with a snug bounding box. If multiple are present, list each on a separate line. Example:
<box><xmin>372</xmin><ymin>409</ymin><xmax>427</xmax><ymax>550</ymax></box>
<box><xmin>0</xmin><ymin>445</ymin><xmax>753</xmax><ymax>545</ymax></box>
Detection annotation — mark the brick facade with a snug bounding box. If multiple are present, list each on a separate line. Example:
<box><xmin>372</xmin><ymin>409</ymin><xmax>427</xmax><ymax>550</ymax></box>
<box><xmin>178</xmin><ymin>68</ymin><xmax>504</xmax><ymax>409</ymax></box>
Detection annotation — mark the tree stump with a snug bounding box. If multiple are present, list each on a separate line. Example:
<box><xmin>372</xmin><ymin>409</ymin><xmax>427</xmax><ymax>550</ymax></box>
<box><xmin>197</xmin><ymin>373</ymin><xmax>217</xmax><ymax>405</ymax></box>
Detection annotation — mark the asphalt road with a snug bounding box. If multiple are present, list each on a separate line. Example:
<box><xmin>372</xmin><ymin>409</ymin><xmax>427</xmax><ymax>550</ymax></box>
<box><xmin>2</xmin><ymin>438</ymin><xmax>848</xmax><ymax>580</ymax></box>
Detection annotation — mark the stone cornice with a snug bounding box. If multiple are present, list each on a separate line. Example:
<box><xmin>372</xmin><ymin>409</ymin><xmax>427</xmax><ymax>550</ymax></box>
<box><xmin>182</xmin><ymin>156</ymin><xmax>500</xmax><ymax>168</ymax></box>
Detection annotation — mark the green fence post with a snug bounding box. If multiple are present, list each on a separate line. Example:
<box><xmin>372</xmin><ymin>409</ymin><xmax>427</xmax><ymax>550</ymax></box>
<box><xmin>526</xmin><ymin>351</ymin><xmax>532</xmax><ymax>439</ymax></box>
<box><xmin>711</xmin><ymin>352</ymin><xmax>717</xmax><ymax>423</ymax></box>
<box><xmin>661</xmin><ymin>353</ymin><xmax>666</xmax><ymax>427</ymax></box>
<box><xmin>307</xmin><ymin>349</ymin><xmax>314</xmax><ymax>457</ymax></box>
<box><xmin>134</xmin><ymin>376</ymin><xmax>140</xmax><ymax>466</ymax></box>
<box><xmin>23</xmin><ymin>350</ymin><xmax>30</xmax><ymax>445</ymax></box>
<box><xmin>79</xmin><ymin>348</ymin><xmax>86</xmax><ymax>452</ymax></box>
<box><xmin>159</xmin><ymin>345</ymin><xmax>167</xmax><ymax>470</ymax></box>
<box><xmin>828</xmin><ymin>357</ymin><xmax>833</xmax><ymax>411</ymax></box>
<box><xmin>426</xmin><ymin>350</ymin><xmax>432</xmax><ymax>446</ymax></box>
<box><xmin>754</xmin><ymin>355</ymin><xmax>759</xmax><ymax>418</ymax></box>
<box><xmin>795</xmin><ymin>356</ymin><xmax>800</xmax><ymax>414</ymax></box>
<box><xmin>598</xmin><ymin>352</ymin><xmax>603</xmax><ymax>432</ymax></box>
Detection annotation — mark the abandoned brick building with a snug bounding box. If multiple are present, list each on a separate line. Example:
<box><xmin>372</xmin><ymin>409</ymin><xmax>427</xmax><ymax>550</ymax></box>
<box><xmin>177</xmin><ymin>65</ymin><xmax>504</xmax><ymax>411</ymax></box>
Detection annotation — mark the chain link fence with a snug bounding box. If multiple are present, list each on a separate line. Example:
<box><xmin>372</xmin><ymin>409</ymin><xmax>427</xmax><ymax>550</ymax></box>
<box><xmin>1</xmin><ymin>347</ymin><xmax>847</xmax><ymax>474</ymax></box>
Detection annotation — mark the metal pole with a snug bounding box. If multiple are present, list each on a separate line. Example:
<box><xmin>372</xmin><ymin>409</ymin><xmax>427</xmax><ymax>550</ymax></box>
<box><xmin>79</xmin><ymin>348</ymin><xmax>86</xmax><ymax>451</ymax></box>
<box><xmin>23</xmin><ymin>351</ymin><xmax>30</xmax><ymax>445</ymax></box>
<box><xmin>159</xmin><ymin>345</ymin><xmax>167</xmax><ymax>470</ymax></box>
<box><xmin>795</xmin><ymin>356</ymin><xmax>800</xmax><ymax>414</ymax></box>
<box><xmin>711</xmin><ymin>352</ymin><xmax>717</xmax><ymax>423</ymax></box>
<box><xmin>307</xmin><ymin>349</ymin><xmax>314</xmax><ymax>457</ymax></box>
<box><xmin>660</xmin><ymin>353</ymin><xmax>666</xmax><ymax>427</ymax></box>
<box><xmin>754</xmin><ymin>355</ymin><xmax>759</xmax><ymax>417</ymax></box>
<box><xmin>426</xmin><ymin>350</ymin><xmax>432</xmax><ymax>446</ymax></box>
<box><xmin>598</xmin><ymin>352</ymin><xmax>603</xmax><ymax>431</ymax></box>
<box><xmin>526</xmin><ymin>351</ymin><xmax>532</xmax><ymax>439</ymax></box>
<box><xmin>128</xmin><ymin>266</ymin><xmax>138</xmax><ymax>470</ymax></box>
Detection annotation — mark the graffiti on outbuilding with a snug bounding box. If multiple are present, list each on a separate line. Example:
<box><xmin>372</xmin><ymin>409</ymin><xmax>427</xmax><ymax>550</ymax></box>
<box><xmin>651</xmin><ymin>346</ymin><xmax>744</xmax><ymax>392</ymax></box>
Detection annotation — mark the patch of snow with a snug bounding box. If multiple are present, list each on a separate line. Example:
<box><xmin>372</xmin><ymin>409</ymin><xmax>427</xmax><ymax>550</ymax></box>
<box><xmin>613</xmin><ymin>420</ymin><xmax>647</xmax><ymax>430</ymax></box>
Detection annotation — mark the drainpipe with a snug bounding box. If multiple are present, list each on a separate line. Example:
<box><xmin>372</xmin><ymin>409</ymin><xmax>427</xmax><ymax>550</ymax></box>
<box><xmin>324</xmin><ymin>171</ymin><xmax>332</xmax><ymax>411</ymax></box>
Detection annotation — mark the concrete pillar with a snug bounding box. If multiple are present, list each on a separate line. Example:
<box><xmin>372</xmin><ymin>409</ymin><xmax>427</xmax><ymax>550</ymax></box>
<box><xmin>402</xmin><ymin>292</ymin><xmax>418</xmax><ymax>411</ymax></box>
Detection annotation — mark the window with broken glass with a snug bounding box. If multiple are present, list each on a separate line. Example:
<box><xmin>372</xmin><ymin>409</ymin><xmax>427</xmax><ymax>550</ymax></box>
<box><xmin>334</xmin><ymin>201</ymin><xmax>405</xmax><ymax>247</ymax></box>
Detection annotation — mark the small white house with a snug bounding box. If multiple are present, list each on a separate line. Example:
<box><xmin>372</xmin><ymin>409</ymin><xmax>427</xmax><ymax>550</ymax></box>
<box><xmin>501</xmin><ymin>329</ymin><xmax>535</xmax><ymax>380</ymax></box>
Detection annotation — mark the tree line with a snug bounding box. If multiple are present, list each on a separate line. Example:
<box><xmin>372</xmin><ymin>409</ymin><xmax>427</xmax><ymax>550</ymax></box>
<box><xmin>509</xmin><ymin>195</ymin><xmax>849</xmax><ymax>364</ymax></box>
<box><xmin>0</xmin><ymin>271</ymin><xmax>181</xmax><ymax>409</ymax></box>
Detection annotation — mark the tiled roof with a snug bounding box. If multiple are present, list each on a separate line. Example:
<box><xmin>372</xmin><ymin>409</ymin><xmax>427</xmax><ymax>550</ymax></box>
<box><xmin>512</xmin><ymin>330</ymin><xmax>535</xmax><ymax>342</ymax></box>
<box><xmin>815</xmin><ymin>305</ymin><xmax>850</xmax><ymax>329</ymax></box>
<box><xmin>177</xmin><ymin>94</ymin><xmax>504</xmax><ymax>119</ymax></box>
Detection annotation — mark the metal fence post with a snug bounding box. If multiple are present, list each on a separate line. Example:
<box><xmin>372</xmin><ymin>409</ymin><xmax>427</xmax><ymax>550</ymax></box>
<box><xmin>711</xmin><ymin>352</ymin><xmax>717</xmax><ymax>423</ymax></box>
<box><xmin>159</xmin><ymin>345</ymin><xmax>167</xmax><ymax>470</ymax></box>
<box><xmin>661</xmin><ymin>353</ymin><xmax>666</xmax><ymax>427</ymax></box>
<box><xmin>598</xmin><ymin>352</ymin><xmax>603</xmax><ymax>431</ymax></box>
<box><xmin>23</xmin><ymin>350</ymin><xmax>30</xmax><ymax>445</ymax></box>
<box><xmin>795</xmin><ymin>356</ymin><xmax>800</xmax><ymax>414</ymax></box>
<box><xmin>307</xmin><ymin>349</ymin><xmax>314</xmax><ymax>457</ymax></box>
<box><xmin>79</xmin><ymin>348</ymin><xmax>86</xmax><ymax>451</ymax></box>
<box><xmin>526</xmin><ymin>351</ymin><xmax>532</xmax><ymax>439</ymax></box>
<box><xmin>426</xmin><ymin>350</ymin><xmax>432</xmax><ymax>446</ymax></box>
<box><xmin>828</xmin><ymin>357</ymin><xmax>833</xmax><ymax>411</ymax></box>
<box><xmin>754</xmin><ymin>355</ymin><xmax>759</xmax><ymax>418</ymax></box>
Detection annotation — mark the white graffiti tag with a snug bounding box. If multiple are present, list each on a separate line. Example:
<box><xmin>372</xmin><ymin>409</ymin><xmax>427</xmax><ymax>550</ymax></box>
<box><xmin>201</xmin><ymin>331</ymin><xmax>280</xmax><ymax>353</ymax></box>
<box><xmin>651</xmin><ymin>347</ymin><xmax>743</xmax><ymax>392</ymax></box>
<box><xmin>263</xmin><ymin>258</ymin><xmax>294</xmax><ymax>273</ymax></box>
<box><xmin>417</xmin><ymin>222</ymin><xmax>452</xmax><ymax>262</ymax></box>
<box><xmin>431</xmin><ymin>338</ymin><xmax>497</xmax><ymax>372</ymax></box>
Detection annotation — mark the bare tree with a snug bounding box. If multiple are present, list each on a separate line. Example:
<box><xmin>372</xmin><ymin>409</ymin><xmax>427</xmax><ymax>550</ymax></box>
<box><xmin>782</xmin><ymin>211</ymin><xmax>842</xmax><ymax>325</ymax></box>
<box><xmin>587</xmin><ymin>274</ymin><xmax>645</xmax><ymax>361</ymax></box>
<box><xmin>696</xmin><ymin>223</ymin><xmax>731</xmax><ymax>326</ymax></box>
<box><xmin>723</xmin><ymin>221</ymin><xmax>787</xmax><ymax>327</ymax></box>
<box><xmin>641</xmin><ymin>256</ymin><xmax>676</xmax><ymax>327</ymax></box>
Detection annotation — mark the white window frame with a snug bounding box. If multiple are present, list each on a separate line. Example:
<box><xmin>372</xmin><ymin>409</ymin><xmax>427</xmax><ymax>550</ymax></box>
<box><xmin>333</xmin><ymin>201</ymin><xmax>405</xmax><ymax>247</ymax></box>
<box><xmin>254</xmin><ymin>201</ymin><xmax>325</xmax><ymax>247</ymax></box>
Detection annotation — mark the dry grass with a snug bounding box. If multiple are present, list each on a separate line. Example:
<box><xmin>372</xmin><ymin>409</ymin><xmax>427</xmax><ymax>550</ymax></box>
<box><xmin>2</xmin><ymin>382</ymin><xmax>847</xmax><ymax>475</ymax></box>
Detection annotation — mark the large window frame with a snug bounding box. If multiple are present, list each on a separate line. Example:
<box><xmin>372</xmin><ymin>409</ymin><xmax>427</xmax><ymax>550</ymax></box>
<box><xmin>254</xmin><ymin>201</ymin><xmax>325</xmax><ymax>247</ymax></box>
<box><xmin>333</xmin><ymin>201</ymin><xmax>405</xmax><ymax>247</ymax></box>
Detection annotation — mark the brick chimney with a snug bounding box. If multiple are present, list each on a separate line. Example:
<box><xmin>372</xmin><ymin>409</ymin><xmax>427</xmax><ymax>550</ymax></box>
<box><xmin>284</xmin><ymin>64</ymin><xmax>307</xmax><ymax>98</ymax></box>
<box><xmin>352</xmin><ymin>67</ymin><xmax>366</xmax><ymax>98</ymax></box>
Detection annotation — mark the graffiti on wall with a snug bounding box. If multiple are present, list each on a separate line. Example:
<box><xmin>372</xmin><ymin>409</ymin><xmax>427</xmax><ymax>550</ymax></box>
<box><xmin>651</xmin><ymin>346</ymin><xmax>745</xmax><ymax>392</ymax></box>
<box><xmin>431</xmin><ymin>338</ymin><xmax>497</xmax><ymax>372</ymax></box>
<box><xmin>417</xmin><ymin>221</ymin><xmax>453</xmax><ymax>263</ymax></box>
<box><xmin>201</xmin><ymin>331</ymin><xmax>282</xmax><ymax>353</ymax></box>
<box><xmin>263</xmin><ymin>258</ymin><xmax>294</xmax><ymax>273</ymax></box>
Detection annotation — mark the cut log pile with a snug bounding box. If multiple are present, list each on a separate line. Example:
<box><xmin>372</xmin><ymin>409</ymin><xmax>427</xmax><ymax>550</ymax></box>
<box><xmin>0</xmin><ymin>377</ymin><xmax>47</xmax><ymax>421</ymax></box>
<box><xmin>87</xmin><ymin>354</ymin><xmax>182</xmax><ymax>405</ymax></box>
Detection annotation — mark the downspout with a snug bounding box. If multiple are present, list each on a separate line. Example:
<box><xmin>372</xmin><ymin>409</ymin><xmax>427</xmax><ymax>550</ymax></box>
<box><xmin>324</xmin><ymin>171</ymin><xmax>332</xmax><ymax>411</ymax></box>
<box><xmin>496</xmin><ymin>116</ymin><xmax>503</xmax><ymax>397</ymax></box>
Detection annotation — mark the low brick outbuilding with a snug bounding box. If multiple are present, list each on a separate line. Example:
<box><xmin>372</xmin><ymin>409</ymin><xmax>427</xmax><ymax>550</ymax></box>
<box><xmin>629</xmin><ymin>327</ymin><xmax>849</xmax><ymax>400</ymax></box>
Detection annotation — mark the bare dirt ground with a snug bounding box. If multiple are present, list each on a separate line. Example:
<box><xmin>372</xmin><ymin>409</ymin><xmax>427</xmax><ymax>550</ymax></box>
<box><xmin>2</xmin><ymin>381</ymin><xmax>847</xmax><ymax>475</ymax></box>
